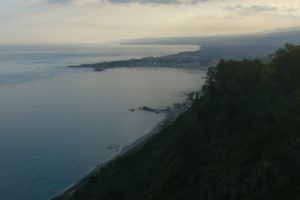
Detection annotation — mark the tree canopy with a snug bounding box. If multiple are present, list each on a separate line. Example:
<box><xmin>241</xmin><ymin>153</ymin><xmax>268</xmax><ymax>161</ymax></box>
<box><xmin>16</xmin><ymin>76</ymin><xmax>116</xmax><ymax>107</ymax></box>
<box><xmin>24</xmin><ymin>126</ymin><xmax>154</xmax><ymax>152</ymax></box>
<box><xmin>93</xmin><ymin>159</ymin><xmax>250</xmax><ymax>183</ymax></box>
<box><xmin>55</xmin><ymin>44</ymin><xmax>300</xmax><ymax>200</ymax></box>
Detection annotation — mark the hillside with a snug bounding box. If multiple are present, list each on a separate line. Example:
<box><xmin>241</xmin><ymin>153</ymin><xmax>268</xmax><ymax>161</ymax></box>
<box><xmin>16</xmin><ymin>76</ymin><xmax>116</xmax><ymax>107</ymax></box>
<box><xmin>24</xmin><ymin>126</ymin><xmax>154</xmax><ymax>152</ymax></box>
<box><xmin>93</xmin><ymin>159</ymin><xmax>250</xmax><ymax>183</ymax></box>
<box><xmin>55</xmin><ymin>44</ymin><xmax>300</xmax><ymax>200</ymax></box>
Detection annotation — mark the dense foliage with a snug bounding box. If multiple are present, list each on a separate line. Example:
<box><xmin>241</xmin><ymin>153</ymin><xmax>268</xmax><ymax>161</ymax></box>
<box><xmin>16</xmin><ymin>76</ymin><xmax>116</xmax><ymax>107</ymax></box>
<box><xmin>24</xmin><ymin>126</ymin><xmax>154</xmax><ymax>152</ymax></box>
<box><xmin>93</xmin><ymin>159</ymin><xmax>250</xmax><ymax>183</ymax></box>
<box><xmin>55</xmin><ymin>44</ymin><xmax>300</xmax><ymax>200</ymax></box>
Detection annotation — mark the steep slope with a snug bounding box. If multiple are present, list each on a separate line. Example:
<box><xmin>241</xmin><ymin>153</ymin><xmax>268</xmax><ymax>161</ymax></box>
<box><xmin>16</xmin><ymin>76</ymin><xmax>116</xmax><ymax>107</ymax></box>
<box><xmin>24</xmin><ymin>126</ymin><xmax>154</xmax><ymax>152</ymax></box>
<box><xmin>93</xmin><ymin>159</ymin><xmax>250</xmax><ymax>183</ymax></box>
<box><xmin>55</xmin><ymin>44</ymin><xmax>300</xmax><ymax>200</ymax></box>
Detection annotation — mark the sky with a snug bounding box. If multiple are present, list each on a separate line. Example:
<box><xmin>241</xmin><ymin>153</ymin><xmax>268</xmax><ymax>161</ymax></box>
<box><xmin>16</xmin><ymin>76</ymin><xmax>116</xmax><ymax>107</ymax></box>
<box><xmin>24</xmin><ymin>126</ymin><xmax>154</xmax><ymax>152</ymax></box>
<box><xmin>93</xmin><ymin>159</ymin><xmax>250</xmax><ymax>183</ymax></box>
<box><xmin>0</xmin><ymin>0</ymin><xmax>300</xmax><ymax>44</ymax></box>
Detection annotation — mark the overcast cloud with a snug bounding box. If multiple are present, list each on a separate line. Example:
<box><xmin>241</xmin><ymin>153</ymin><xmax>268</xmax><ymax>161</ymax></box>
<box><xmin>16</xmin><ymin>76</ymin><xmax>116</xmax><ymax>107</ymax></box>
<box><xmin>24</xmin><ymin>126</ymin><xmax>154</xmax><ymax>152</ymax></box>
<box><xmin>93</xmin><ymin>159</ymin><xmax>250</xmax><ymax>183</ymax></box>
<box><xmin>45</xmin><ymin>0</ymin><xmax>209</xmax><ymax>4</ymax></box>
<box><xmin>0</xmin><ymin>0</ymin><xmax>299</xmax><ymax>43</ymax></box>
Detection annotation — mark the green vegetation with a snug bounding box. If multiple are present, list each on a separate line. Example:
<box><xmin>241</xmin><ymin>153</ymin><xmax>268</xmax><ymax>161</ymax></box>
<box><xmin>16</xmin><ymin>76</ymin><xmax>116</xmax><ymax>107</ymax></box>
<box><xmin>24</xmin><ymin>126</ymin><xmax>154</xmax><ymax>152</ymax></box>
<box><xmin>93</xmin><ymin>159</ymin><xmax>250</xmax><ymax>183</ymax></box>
<box><xmin>55</xmin><ymin>44</ymin><xmax>300</xmax><ymax>200</ymax></box>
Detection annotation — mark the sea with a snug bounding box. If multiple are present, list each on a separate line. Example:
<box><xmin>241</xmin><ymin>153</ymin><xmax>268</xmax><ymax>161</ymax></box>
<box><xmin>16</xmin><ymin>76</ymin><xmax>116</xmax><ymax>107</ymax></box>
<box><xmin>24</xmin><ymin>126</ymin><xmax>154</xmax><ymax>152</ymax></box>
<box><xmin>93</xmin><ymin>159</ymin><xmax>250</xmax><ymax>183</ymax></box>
<box><xmin>0</xmin><ymin>43</ymin><xmax>206</xmax><ymax>200</ymax></box>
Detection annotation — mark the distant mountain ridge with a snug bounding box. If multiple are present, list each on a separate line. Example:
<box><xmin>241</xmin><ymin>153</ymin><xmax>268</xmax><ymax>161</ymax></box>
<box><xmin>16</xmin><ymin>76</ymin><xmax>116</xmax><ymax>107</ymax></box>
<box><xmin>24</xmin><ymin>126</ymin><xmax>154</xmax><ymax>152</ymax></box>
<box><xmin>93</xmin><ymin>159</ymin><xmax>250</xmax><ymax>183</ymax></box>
<box><xmin>68</xmin><ymin>27</ymin><xmax>300</xmax><ymax>77</ymax></box>
<box><xmin>123</xmin><ymin>27</ymin><xmax>300</xmax><ymax>47</ymax></box>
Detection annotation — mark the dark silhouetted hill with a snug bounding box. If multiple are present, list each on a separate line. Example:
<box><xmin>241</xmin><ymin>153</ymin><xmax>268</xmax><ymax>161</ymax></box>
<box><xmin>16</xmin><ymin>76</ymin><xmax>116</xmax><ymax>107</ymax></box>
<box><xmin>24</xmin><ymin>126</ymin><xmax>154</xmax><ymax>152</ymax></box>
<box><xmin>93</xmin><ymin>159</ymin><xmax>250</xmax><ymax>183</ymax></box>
<box><xmin>55</xmin><ymin>44</ymin><xmax>300</xmax><ymax>200</ymax></box>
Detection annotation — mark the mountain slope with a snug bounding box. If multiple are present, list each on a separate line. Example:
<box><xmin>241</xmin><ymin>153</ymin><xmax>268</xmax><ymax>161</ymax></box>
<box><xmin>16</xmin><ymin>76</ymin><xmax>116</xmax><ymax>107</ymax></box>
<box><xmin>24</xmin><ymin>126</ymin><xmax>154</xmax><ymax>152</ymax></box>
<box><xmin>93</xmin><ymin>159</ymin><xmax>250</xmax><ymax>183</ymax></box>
<box><xmin>55</xmin><ymin>44</ymin><xmax>300</xmax><ymax>200</ymax></box>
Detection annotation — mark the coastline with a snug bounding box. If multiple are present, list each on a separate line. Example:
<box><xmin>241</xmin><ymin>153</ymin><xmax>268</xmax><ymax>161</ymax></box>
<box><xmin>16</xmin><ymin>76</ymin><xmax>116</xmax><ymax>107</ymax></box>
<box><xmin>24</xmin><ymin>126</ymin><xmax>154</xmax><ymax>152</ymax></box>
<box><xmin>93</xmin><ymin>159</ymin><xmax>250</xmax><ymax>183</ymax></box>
<box><xmin>51</xmin><ymin>96</ymin><xmax>195</xmax><ymax>200</ymax></box>
<box><xmin>66</xmin><ymin>45</ymin><xmax>216</xmax><ymax>72</ymax></box>
<box><xmin>51</xmin><ymin>45</ymin><xmax>300</xmax><ymax>200</ymax></box>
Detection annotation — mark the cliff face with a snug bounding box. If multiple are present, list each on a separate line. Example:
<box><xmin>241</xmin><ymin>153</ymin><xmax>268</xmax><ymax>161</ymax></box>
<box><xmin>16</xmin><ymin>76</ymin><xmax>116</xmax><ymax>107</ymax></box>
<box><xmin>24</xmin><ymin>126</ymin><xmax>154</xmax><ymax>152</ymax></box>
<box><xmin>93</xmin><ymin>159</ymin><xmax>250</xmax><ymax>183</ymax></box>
<box><xmin>55</xmin><ymin>44</ymin><xmax>300</xmax><ymax>200</ymax></box>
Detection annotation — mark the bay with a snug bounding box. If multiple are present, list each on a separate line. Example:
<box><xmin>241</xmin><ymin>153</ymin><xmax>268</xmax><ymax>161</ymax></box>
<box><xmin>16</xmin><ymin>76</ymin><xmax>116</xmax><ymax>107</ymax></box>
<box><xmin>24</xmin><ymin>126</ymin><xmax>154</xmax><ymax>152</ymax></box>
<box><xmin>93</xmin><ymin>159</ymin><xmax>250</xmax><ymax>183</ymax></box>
<box><xmin>0</xmin><ymin>44</ymin><xmax>206</xmax><ymax>200</ymax></box>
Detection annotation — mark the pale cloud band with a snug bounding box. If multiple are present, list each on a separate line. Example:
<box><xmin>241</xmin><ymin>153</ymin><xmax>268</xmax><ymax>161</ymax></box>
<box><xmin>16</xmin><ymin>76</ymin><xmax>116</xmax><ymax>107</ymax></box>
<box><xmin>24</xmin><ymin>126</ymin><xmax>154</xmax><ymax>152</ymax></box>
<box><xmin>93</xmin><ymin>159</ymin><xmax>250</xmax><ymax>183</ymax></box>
<box><xmin>46</xmin><ymin>0</ymin><xmax>208</xmax><ymax>5</ymax></box>
<box><xmin>0</xmin><ymin>0</ymin><xmax>299</xmax><ymax>44</ymax></box>
<box><xmin>222</xmin><ymin>4</ymin><xmax>278</xmax><ymax>14</ymax></box>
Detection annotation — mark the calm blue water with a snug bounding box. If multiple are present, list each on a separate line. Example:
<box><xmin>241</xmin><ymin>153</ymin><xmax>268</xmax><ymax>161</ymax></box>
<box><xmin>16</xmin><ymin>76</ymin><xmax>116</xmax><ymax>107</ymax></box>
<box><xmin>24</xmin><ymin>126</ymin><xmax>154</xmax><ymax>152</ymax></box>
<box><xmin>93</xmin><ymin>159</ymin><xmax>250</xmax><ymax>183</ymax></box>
<box><xmin>0</xmin><ymin>44</ymin><xmax>205</xmax><ymax>200</ymax></box>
